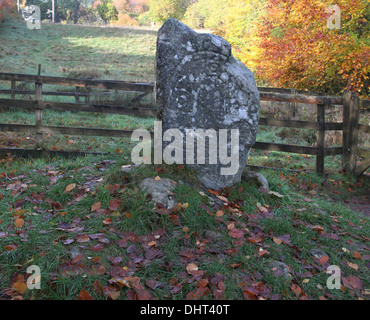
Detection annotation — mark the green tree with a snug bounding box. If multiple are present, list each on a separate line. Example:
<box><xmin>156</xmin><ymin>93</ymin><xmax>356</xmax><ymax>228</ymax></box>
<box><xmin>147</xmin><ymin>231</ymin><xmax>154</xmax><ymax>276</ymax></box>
<box><xmin>149</xmin><ymin>0</ymin><xmax>190</xmax><ymax>23</ymax></box>
<box><xmin>97</xmin><ymin>0</ymin><xmax>118</xmax><ymax>23</ymax></box>
<box><xmin>183</xmin><ymin>0</ymin><xmax>226</xmax><ymax>29</ymax></box>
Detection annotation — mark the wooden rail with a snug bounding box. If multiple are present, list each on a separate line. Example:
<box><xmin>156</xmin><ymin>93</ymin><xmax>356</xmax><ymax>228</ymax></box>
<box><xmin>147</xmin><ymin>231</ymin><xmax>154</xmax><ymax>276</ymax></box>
<box><xmin>0</xmin><ymin>70</ymin><xmax>369</xmax><ymax>176</ymax></box>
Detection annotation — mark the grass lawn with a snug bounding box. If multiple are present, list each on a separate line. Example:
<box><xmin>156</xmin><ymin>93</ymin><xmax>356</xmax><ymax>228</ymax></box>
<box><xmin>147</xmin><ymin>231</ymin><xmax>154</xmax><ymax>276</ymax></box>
<box><xmin>0</xmin><ymin>18</ymin><xmax>369</xmax><ymax>300</ymax></box>
<box><xmin>0</xmin><ymin>154</ymin><xmax>369</xmax><ymax>300</ymax></box>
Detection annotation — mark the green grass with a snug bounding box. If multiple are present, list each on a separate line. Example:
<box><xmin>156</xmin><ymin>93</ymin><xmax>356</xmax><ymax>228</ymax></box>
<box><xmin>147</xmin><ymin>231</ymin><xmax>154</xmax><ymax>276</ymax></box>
<box><xmin>0</xmin><ymin>155</ymin><xmax>369</xmax><ymax>300</ymax></box>
<box><xmin>0</xmin><ymin>19</ymin><xmax>157</xmax><ymax>82</ymax></box>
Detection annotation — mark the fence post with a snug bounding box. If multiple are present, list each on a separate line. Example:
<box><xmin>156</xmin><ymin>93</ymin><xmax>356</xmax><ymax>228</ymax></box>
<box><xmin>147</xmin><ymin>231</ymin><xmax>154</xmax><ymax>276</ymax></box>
<box><xmin>75</xmin><ymin>86</ymin><xmax>80</xmax><ymax>103</ymax></box>
<box><xmin>86</xmin><ymin>87</ymin><xmax>90</xmax><ymax>104</ymax></box>
<box><xmin>35</xmin><ymin>65</ymin><xmax>43</xmax><ymax>150</ymax></box>
<box><xmin>342</xmin><ymin>91</ymin><xmax>359</xmax><ymax>173</ymax></box>
<box><xmin>316</xmin><ymin>103</ymin><xmax>325</xmax><ymax>174</ymax></box>
<box><xmin>11</xmin><ymin>80</ymin><xmax>16</xmax><ymax>100</ymax></box>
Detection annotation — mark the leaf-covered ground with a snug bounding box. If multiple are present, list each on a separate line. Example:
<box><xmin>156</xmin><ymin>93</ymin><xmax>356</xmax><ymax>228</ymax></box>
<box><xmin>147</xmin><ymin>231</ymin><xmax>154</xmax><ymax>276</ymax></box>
<box><xmin>0</xmin><ymin>153</ymin><xmax>368</xmax><ymax>300</ymax></box>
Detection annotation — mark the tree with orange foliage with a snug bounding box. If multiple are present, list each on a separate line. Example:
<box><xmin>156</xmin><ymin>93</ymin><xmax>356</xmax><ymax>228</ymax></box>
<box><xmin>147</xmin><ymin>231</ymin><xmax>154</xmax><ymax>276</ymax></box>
<box><xmin>220</xmin><ymin>0</ymin><xmax>369</xmax><ymax>98</ymax></box>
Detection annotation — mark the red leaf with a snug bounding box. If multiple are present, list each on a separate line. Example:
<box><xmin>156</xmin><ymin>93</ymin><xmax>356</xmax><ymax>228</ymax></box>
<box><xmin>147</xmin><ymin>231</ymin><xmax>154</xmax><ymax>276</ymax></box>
<box><xmin>109</xmin><ymin>199</ymin><xmax>121</xmax><ymax>211</ymax></box>
<box><xmin>78</xmin><ymin>289</ymin><xmax>94</xmax><ymax>300</ymax></box>
<box><xmin>103</xmin><ymin>286</ymin><xmax>120</xmax><ymax>300</ymax></box>
<box><xmin>319</xmin><ymin>256</ymin><xmax>329</xmax><ymax>266</ymax></box>
<box><xmin>228</xmin><ymin>228</ymin><xmax>245</xmax><ymax>239</ymax></box>
<box><xmin>342</xmin><ymin>275</ymin><xmax>363</xmax><ymax>290</ymax></box>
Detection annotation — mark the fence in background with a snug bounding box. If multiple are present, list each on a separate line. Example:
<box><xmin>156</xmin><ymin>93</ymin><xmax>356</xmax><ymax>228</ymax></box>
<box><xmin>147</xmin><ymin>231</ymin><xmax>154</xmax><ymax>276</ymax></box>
<box><xmin>0</xmin><ymin>70</ymin><xmax>369</xmax><ymax>176</ymax></box>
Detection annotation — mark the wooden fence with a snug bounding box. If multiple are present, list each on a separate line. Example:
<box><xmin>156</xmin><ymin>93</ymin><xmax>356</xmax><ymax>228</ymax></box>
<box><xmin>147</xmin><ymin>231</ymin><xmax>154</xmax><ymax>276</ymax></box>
<box><xmin>0</xmin><ymin>70</ymin><xmax>369</xmax><ymax>176</ymax></box>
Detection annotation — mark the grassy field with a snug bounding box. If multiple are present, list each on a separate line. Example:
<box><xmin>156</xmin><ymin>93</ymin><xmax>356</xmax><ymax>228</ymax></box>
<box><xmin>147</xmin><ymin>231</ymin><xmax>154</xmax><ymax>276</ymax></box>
<box><xmin>0</xmin><ymin>18</ymin><xmax>369</xmax><ymax>301</ymax></box>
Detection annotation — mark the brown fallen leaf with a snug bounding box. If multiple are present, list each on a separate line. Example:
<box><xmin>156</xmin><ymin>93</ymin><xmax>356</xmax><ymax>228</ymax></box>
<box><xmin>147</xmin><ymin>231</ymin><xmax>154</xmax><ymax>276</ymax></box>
<box><xmin>347</xmin><ymin>262</ymin><xmax>359</xmax><ymax>270</ymax></box>
<box><xmin>312</xmin><ymin>225</ymin><xmax>324</xmax><ymax>233</ymax></box>
<box><xmin>352</xmin><ymin>252</ymin><xmax>362</xmax><ymax>260</ymax></box>
<box><xmin>216</xmin><ymin>210</ymin><xmax>224</xmax><ymax>217</ymax></box>
<box><xmin>109</xmin><ymin>199</ymin><xmax>121</xmax><ymax>211</ymax></box>
<box><xmin>103</xmin><ymin>285</ymin><xmax>120</xmax><ymax>300</ymax></box>
<box><xmin>343</xmin><ymin>275</ymin><xmax>363</xmax><ymax>290</ymax></box>
<box><xmin>14</xmin><ymin>218</ymin><xmax>24</xmax><ymax>228</ymax></box>
<box><xmin>320</xmin><ymin>256</ymin><xmax>329</xmax><ymax>266</ymax></box>
<box><xmin>65</xmin><ymin>183</ymin><xmax>76</xmax><ymax>193</ymax></box>
<box><xmin>273</xmin><ymin>237</ymin><xmax>283</xmax><ymax>245</ymax></box>
<box><xmin>4</xmin><ymin>244</ymin><xmax>18</xmax><ymax>251</ymax></box>
<box><xmin>77</xmin><ymin>289</ymin><xmax>94</xmax><ymax>300</ymax></box>
<box><xmin>102</xmin><ymin>218</ymin><xmax>113</xmax><ymax>225</ymax></box>
<box><xmin>91</xmin><ymin>202</ymin><xmax>101</xmax><ymax>212</ymax></box>
<box><xmin>186</xmin><ymin>263</ymin><xmax>199</xmax><ymax>274</ymax></box>
<box><xmin>75</xmin><ymin>234</ymin><xmax>90</xmax><ymax>243</ymax></box>
<box><xmin>216</xmin><ymin>195</ymin><xmax>228</xmax><ymax>203</ymax></box>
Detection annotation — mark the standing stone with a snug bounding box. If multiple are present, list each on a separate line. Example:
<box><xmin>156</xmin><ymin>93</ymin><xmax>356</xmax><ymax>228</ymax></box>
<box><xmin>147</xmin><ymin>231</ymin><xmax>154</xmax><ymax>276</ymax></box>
<box><xmin>156</xmin><ymin>19</ymin><xmax>260</xmax><ymax>190</ymax></box>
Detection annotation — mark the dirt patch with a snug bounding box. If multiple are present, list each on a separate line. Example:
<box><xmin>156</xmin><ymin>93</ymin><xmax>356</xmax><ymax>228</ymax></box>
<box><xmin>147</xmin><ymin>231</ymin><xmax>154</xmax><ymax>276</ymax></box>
<box><xmin>344</xmin><ymin>195</ymin><xmax>370</xmax><ymax>216</ymax></box>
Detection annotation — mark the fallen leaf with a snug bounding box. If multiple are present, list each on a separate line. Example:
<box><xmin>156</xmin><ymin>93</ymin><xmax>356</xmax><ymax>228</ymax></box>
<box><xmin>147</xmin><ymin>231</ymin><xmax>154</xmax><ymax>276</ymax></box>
<box><xmin>78</xmin><ymin>289</ymin><xmax>94</xmax><ymax>300</ymax></box>
<box><xmin>196</xmin><ymin>278</ymin><xmax>209</xmax><ymax>288</ymax></box>
<box><xmin>91</xmin><ymin>202</ymin><xmax>101</xmax><ymax>212</ymax></box>
<box><xmin>92</xmin><ymin>281</ymin><xmax>103</xmax><ymax>294</ymax></box>
<box><xmin>102</xmin><ymin>218</ymin><xmax>113</xmax><ymax>225</ymax></box>
<box><xmin>291</xmin><ymin>283</ymin><xmax>302</xmax><ymax>296</ymax></box>
<box><xmin>109</xmin><ymin>199</ymin><xmax>121</xmax><ymax>211</ymax></box>
<box><xmin>258</xmin><ymin>249</ymin><xmax>269</xmax><ymax>257</ymax></box>
<box><xmin>228</xmin><ymin>228</ymin><xmax>244</xmax><ymax>239</ymax></box>
<box><xmin>352</xmin><ymin>252</ymin><xmax>362</xmax><ymax>260</ymax></box>
<box><xmin>347</xmin><ymin>262</ymin><xmax>359</xmax><ymax>270</ymax></box>
<box><xmin>154</xmin><ymin>176</ymin><xmax>161</xmax><ymax>181</ymax></box>
<box><xmin>13</xmin><ymin>281</ymin><xmax>27</xmax><ymax>295</ymax></box>
<box><xmin>14</xmin><ymin>218</ymin><xmax>24</xmax><ymax>228</ymax></box>
<box><xmin>71</xmin><ymin>254</ymin><xmax>84</xmax><ymax>265</ymax></box>
<box><xmin>4</xmin><ymin>244</ymin><xmax>17</xmax><ymax>251</ymax></box>
<box><xmin>103</xmin><ymin>286</ymin><xmax>120</xmax><ymax>300</ymax></box>
<box><xmin>75</xmin><ymin>234</ymin><xmax>90</xmax><ymax>243</ymax></box>
<box><xmin>319</xmin><ymin>256</ymin><xmax>329</xmax><ymax>265</ymax></box>
<box><xmin>268</xmin><ymin>191</ymin><xmax>284</xmax><ymax>198</ymax></box>
<box><xmin>216</xmin><ymin>195</ymin><xmax>228</xmax><ymax>203</ymax></box>
<box><xmin>343</xmin><ymin>275</ymin><xmax>363</xmax><ymax>290</ymax></box>
<box><xmin>186</xmin><ymin>263</ymin><xmax>199</xmax><ymax>274</ymax></box>
<box><xmin>65</xmin><ymin>183</ymin><xmax>76</xmax><ymax>193</ymax></box>
<box><xmin>273</xmin><ymin>237</ymin><xmax>283</xmax><ymax>245</ymax></box>
<box><xmin>312</xmin><ymin>225</ymin><xmax>324</xmax><ymax>233</ymax></box>
<box><xmin>216</xmin><ymin>210</ymin><xmax>224</xmax><ymax>217</ymax></box>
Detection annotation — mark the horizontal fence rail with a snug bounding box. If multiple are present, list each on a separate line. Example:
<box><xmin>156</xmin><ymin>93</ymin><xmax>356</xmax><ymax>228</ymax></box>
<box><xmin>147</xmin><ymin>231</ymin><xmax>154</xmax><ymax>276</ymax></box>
<box><xmin>0</xmin><ymin>70</ymin><xmax>369</xmax><ymax>176</ymax></box>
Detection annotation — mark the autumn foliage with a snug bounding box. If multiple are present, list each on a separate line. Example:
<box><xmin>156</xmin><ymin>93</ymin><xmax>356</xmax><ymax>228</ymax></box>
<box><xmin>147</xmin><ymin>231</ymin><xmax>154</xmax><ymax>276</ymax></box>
<box><xmin>219</xmin><ymin>0</ymin><xmax>369</xmax><ymax>98</ymax></box>
<box><xmin>0</xmin><ymin>0</ymin><xmax>16</xmax><ymax>23</ymax></box>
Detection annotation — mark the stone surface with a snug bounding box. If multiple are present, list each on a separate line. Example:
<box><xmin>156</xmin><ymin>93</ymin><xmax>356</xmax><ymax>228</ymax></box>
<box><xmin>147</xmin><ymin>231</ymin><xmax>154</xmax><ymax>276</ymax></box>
<box><xmin>270</xmin><ymin>261</ymin><xmax>292</xmax><ymax>279</ymax></box>
<box><xmin>156</xmin><ymin>19</ymin><xmax>260</xmax><ymax>190</ymax></box>
<box><xmin>121</xmin><ymin>164</ymin><xmax>138</xmax><ymax>173</ymax></box>
<box><xmin>309</xmin><ymin>249</ymin><xmax>328</xmax><ymax>259</ymax></box>
<box><xmin>139</xmin><ymin>178</ymin><xmax>177</xmax><ymax>209</ymax></box>
<box><xmin>243</xmin><ymin>171</ymin><xmax>269</xmax><ymax>191</ymax></box>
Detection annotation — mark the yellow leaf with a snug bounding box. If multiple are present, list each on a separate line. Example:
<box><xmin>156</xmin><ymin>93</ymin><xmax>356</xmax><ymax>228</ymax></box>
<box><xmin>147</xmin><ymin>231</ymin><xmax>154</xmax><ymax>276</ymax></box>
<box><xmin>154</xmin><ymin>176</ymin><xmax>161</xmax><ymax>181</ymax></box>
<box><xmin>268</xmin><ymin>191</ymin><xmax>284</xmax><ymax>198</ymax></box>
